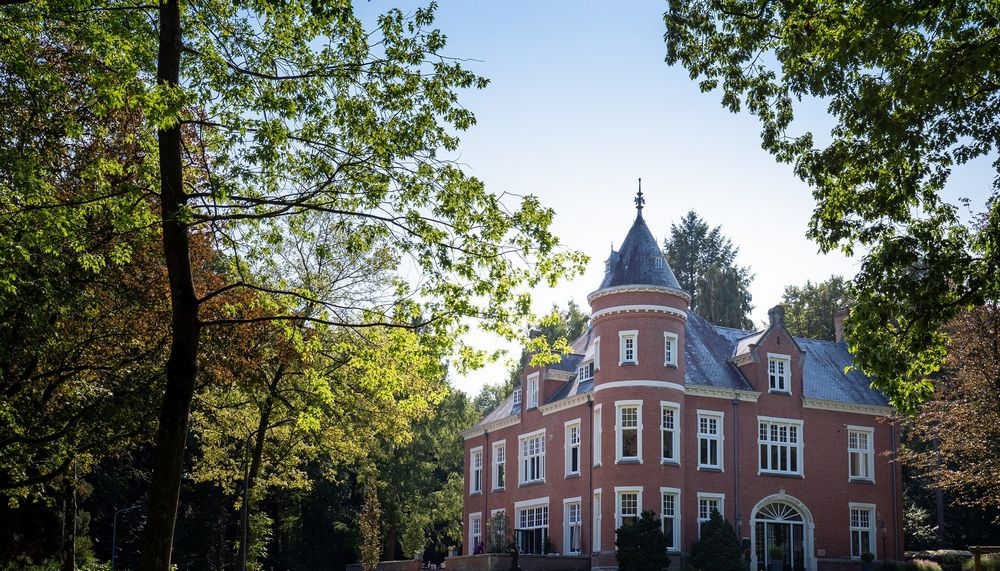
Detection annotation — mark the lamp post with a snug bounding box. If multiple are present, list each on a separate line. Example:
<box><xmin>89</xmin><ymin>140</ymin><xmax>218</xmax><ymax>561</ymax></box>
<box><xmin>112</xmin><ymin>505</ymin><xmax>141</xmax><ymax>571</ymax></box>
<box><xmin>240</xmin><ymin>417</ymin><xmax>295</xmax><ymax>571</ymax></box>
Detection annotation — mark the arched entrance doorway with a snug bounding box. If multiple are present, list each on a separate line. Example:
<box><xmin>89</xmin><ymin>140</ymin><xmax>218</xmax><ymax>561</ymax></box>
<box><xmin>751</xmin><ymin>495</ymin><xmax>815</xmax><ymax>571</ymax></box>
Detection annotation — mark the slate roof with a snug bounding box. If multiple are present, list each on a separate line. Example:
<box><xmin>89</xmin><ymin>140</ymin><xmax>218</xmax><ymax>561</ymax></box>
<box><xmin>471</xmin><ymin>195</ymin><xmax>887</xmax><ymax>430</ymax></box>
<box><xmin>599</xmin><ymin>212</ymin><xmax>683</xmax><ymax>291</ymax></box>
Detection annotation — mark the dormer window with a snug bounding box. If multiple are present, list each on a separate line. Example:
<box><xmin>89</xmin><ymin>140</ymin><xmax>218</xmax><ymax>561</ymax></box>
<box><xmin>768</xmin><ymin>353</ymin><xmax>791</xmax><ymax>393</ymax></box>
<box><xmin>577</xmin><ymin>361</ymin><xmax>594</xmax><ymax>381</ymax></box>
<box><xmin>513</xmin><ymin>388</ymin><xmax>522</xmax><ymax>406</ymax></box>
<box><xmin>527</xmin><ymin>372</ymin><xmax>540</xmax><ymax>409</ymax></box>
<box><xmin>654</xmin><ymin>256</ymin><xmax>664</xmax><ymax>269</ymax></box>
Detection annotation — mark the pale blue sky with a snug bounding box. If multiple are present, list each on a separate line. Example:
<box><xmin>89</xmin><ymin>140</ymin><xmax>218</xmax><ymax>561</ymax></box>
<box><xmin>361</xmin><ymin>1</ymin><xmax>994</xmax><ymax>396</ymax></box>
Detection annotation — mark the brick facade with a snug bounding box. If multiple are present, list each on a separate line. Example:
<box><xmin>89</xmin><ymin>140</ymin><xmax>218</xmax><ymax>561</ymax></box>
<box><xmin>462</xmin><ymin>200</ymin><xmax>903</xmax><ymax>571</ymax></box>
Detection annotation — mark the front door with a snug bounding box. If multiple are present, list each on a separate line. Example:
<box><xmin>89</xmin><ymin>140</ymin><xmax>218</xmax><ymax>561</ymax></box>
<box><xmin>754</xmin><ymin>501</ymin><xmax>807</xmax><ymax>571</ymax></box>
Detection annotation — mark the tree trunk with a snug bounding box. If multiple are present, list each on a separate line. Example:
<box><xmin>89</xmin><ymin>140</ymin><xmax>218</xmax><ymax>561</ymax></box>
<box><xmin>140</xmin><ymin>1</ymin><xmax>202</xmax><ymax>570</ymax></box>
<box><xmin>61</xmin><ymin>466</ymin><xmax>76</xmax><ymax>571</ymax></box>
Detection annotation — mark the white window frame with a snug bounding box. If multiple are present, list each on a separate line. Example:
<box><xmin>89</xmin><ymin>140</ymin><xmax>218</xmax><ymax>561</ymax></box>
<box><xmin>515</xmin><ymin>498</ymin><xmax>550</xmax><ymax>555</ymax></box>
<box><xmin>470</xmin><ymin>512</ymin><xmax>482</xmax><ymax>554</ymax></box>
<box><xmin>593</xmin><ymin>404</ymin><xmax>603</xmax><ymax>467</ymax></box>
<box><xmin>849</xmin><ymin>503</ymin><xmax>876</xmax><ymax>559</ymax></box>
<box><xmin>615</xmin><ymin>400</ymin><xmax>642</xmax><ymax>463</ymax></box>
<box><xmin>519</xmin><ymin>429</ymin><xmax>546</xmax><ymax>485</ymax></box>
<box><xmin>663</xmin><ymin>332</ymin><xmax>679</xmax><ymax>367</ymax></box>
<box><xmin>768</xmin><ymin>353</ymin><xmax>791</xmax><ymax>394</ymax></box>
<box><xmin>660</xmin><ymin>401</ymin><xmax>680</xmax><ymax>464</ymax></box>
<box><xmin>615</xmin><ymin>486</ymin><xmax>643</xmax><ymax>529</ymax></box>
<box><xmin>593</xmin><ymin>489</ymin><xmax>602</xmax><ymax>552</ymax></box>
<box><xmin>492</xmin><ymin>440</ymin><xmax>506</xmax><ymax>490</ymax></box>
<box><xmin>848</xmin><ymin>426</ymin><xmax>875</xmax><ymax>482</ymax></box>
<box><xmin>527</xmin><ymin>372</ymin><xmax>540</xmax><ymax>409</ymax></box>
<box><xmin>470</xmin><ymin>446</ymin><xmax>483</xmax><ymax>494</ymax></box>
<box><xmin>696</xmin><ymin>492</ymin><xmax>725</xmax><ymax>537</ymax></box>
<box><xmin>565</xmin><ymin>419</ymin><xmax>582</xmax><ymax>476</ymax></box>
<box><xmin>757</xmin><ymin>417</ymin><xmax>804</xmax><ymax>476</ymax></box>
<box><xmin>660</xmin><ymin>487</ymin><xmax>681</xmax><ymax>551</ymax></box>
<box><xmin>563</xmin><ymin>497</ymin><xmax>583</xmax><ymax>555</ymax></box>
<box><xmin>619</xmin><ymin>330</ymin><xmax>638</xmax><ymax>365</ymax></box>
<box><xmin>577</xmin><ymin>361</ymin><xmax>594</xmax><ymax>381</ymax></box>
<box><xmin>513</xmin><ymin>387</ymin><xmax>522</xmax><ymax>406</ymax></box>
<box><xmin>594</xmin><ymin>336</ymin><xmax>601</xmax><ymax>370</ymax></box>
<box><xmin>697</xmin><ymin>410</ymin><xmax>724</xmax><ymax>470</ymax></box>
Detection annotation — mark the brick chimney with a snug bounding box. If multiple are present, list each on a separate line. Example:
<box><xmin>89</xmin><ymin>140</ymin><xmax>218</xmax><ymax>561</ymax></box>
<box><xmin>834</xmin><ymin>307</ymin><xmax>849</xmax><ymax>343</ymax></box>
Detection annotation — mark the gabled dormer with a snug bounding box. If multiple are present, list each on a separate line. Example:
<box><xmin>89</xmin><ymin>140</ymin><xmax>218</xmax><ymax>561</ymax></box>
<box><xmin>730</xmin><ymin>305</ymin><xmax>806</xmax><ymax>396</ymax></box>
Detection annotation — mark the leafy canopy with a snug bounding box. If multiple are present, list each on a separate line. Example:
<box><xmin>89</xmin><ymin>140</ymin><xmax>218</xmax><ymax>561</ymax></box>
<box><xmin>780</xmin><ymin>275</ymin><xmax>852</xmax><ymax>341</ymax></box>
<box><xmin>665</xmin><ymin>0</ymin><xmax>1000</xmax><ymax>411</ymax></box>
<box><xmin>663</xmin><ymin>211</ymin><xmax>754</xmax><ymax>329</ymax></box>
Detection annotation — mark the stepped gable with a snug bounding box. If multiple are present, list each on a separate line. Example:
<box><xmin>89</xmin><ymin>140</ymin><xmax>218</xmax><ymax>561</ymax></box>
<box><xmin>598</xmin><ymin>205</ymin><xmax>682</xmax><ymax>291</ymax></box>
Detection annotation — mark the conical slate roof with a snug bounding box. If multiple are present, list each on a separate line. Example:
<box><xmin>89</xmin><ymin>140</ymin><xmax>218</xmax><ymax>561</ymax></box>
<box><xmin>598</xmin><ymin>193</ymin><xmax>683</xmax><ymax>290</ymax></box>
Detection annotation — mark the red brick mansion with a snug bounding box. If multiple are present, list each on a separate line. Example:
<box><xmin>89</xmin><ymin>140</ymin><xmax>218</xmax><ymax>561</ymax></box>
<box><xmin>461</xmin><ymin>193</ymin><xmax>903</xmax><ymax>571</ymax></box>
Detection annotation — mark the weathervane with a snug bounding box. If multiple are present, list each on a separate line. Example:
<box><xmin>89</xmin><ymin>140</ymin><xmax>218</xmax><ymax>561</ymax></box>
<box><xmin>635</xmin><ymin>178</ymin><xmax>645</xmax><ymax>213</ymax></box>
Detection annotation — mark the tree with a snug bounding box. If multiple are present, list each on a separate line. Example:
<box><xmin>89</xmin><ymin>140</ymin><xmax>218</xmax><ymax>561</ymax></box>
<box><xmin>664</xmin><ymin>0</ymin><xmax>1000</xmax><ymax>411</ymax></box>
<box><xmin>902</xmin><ymin>304</ymin><xmax>1000</xmax><ymax>512</ymax></box>
<box><xmin>475</xmin><ymin>301</ymin><xmax>591</xmax><ymax>417</ymax></box>
<box><xmin>2</xmin><ymin>4</ymin><xmax>585</xmax><ymax>570</ymax></box>
<box><xmin>614</xmin><ymin>511</ymin><xmax>670</xmax><ymax>571</ymax></box>
<box><xmin>662</xmin><ymin>211</ymin><xmax>754</xmax><ymax>329</ymax></box>
<box><xmin>687</xmin><ymin>509</ymin><xmax>743</xmax><ymax>571</ymax></box>
<box><xmin>780</xmin><ymin>276</ymin><xmax>852</xmax><ymax>340</ymax></box>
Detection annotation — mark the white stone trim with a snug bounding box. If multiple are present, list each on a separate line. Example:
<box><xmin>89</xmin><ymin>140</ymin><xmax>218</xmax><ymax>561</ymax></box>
<box><xmin>803</xmin><ymin>398</ymin><xmax>893</xmax><ymax>416</ymax></box>
<box><xmin>591</xmin><ymin>304</ymin><xmax>688</xmax><ymax>322</ymax></box>
<box><xmin>588</xmin><ymin>284</ymin><xmax>692</xmax><ymax>304</ymax></box>
<box><xmin>595</xmin><ymin>380</ymin><xmax>686</xmax><ymax>393</ymax></box>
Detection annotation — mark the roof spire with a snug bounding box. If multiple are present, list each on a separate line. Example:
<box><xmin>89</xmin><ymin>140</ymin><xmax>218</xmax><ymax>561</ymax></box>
<box><xmin>635</xmin><ymin>178</ymin><xmax>645</xmax><ymax>216</ymax></box>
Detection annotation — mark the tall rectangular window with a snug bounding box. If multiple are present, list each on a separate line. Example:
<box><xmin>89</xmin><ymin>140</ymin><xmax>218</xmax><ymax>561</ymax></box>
<box><xmin>619</xmin><ymin>330</ymin><xmax>638</xmax><ymax>365</ymax></box>
<box><xmin>593</xmin><ymin>490</ymin><xmax>602</xmax><ymax>552</ymax></box>
<box><xmin>849</xmin><ymin>427</ymin><xmax>875</xmax><ymax>482</ymax></box>
<box><xmin>615</xmin><ymin>487</ymin><xmax>642</xmax><ymax>528</ymax></box>
<box><xmin>564</xmin><ymin>499</ymin><xmax>582</xmax><ymax>555</ymax></box>
<box><xmin>849</xmin><ymin>504</ymin><xmax>875</xmax><ymax>558</ymax></box>
<box><xmin>470</xmin><ymin>512</ymin><xmax>482</xmax><ymax>554</ymax></box>
<box><xmin>516</xmin><ymin>503</ymin><xmax>549</xmax><ymax>555</ymax></box>
<box><xmin>616</xmin><ymin>401</ymin><xmax>641</xmax><ymax>463</ymax></box>
<box><xmin>758</xmin><ymin>418</ymin><xmax>803</xmax><ymax>475</ymax></box>
<box><xmin>768</xmin><ymin>354</ymin><xmax>791</xmax><ymax>393</ymax></box>
<box><xmin>663</xmin><ymin>332</ymin><xmax>679</xmax><ymax>366</ymax></box>
<box><xmin>492</xmin><ymin>441</ymin><xmax>506</xmax><ymax>490</ymax></box>
<box><xmin>594</xmin><ymin>337</ymin><xmax>601</xmax><ymax>370</ymax></box>
<box><xmin>527</xmin><ymin>372</ymin><xmax>540</xmax><ymax>409</ymax></box>
<box><xmin>513</xmin><ymin>388</ymin><xmax>522</xmax><ymax>406</ymax></box>
<box><xmin>698</xmin><ymin>411</ymin><xmax>723</xmax><ymax>470</ymax></box>
<box><xmin>593</xmin><ymin>404</ymin><xmax>603</xmax><ymax>467</ymax></box>
<box><xmin>697</xmin><ymin>493</ymin><xmax>724</xmax><ymax>537</ymax></box>
<box><xmin>660</xmin><ymin>488</ymin><xmax>680</xmax><ymax>550</ymax></box>
<box><xmin>566</xmin><ymin>421</ymin><xmax>581</xmax><ymax>476</ymax></box>
<box><xmin>470</xmin><ymin>447</ymin><xmax>483</xmax><ymax>494</ymax></box>
<box><xmin>660</xmin><ymin>402</ymin><xmax>679</xmax><ymax>463</ymax></box>
<box><xmin>519</xmin><ymin>431</ymin><xmax>545</xmax><ymax>484</ymax></box>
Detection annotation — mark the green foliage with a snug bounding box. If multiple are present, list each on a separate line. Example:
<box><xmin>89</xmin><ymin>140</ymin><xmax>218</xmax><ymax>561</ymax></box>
<box><xmin>901</xmin><ymin>304</ymin><xmax>1000</xmax><ymax>511</ymax></box>
<box><xmin>360</xmin><ymin>475</ymin><xmax>382</xmax><ymax>571</ymax></box>
<box><xmin>476</xmin><ymin>301</ymin><xmax>591</xmax><ymax>417</ymax></box>
<box><xmin>662</xmin><ymin>211</ymin><xmax>754</xmax><ymax>329</ymax></box>
<box><xmin>687</xmin><ymin>509</ymin><xmax>742</xmax><ymax>571</ymax></box>
<box><xmin>664</xmin><ymin>0</ymin><xmax>1000</xmax><ymax>412</ymax></box>
<box><xmin>485</xmin><ymin>511</ymin><xmax>512</xmax><ymax>554</ymax></box>
<box><xmin>780</xmin><ymin>275</ymin><xmax>852</xmax><ymax>340</ymax></box>
<box><xmin>615</xmin><ymin>511</ymin><xmax>670</xmax><ymax>571</ymax></box>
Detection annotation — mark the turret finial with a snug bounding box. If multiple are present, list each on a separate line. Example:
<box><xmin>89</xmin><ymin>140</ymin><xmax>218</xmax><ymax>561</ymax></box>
<box><xmin>635</xmin><ymin>178</ymin><xmax>645</xmax><ymax>215</ymax></box>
